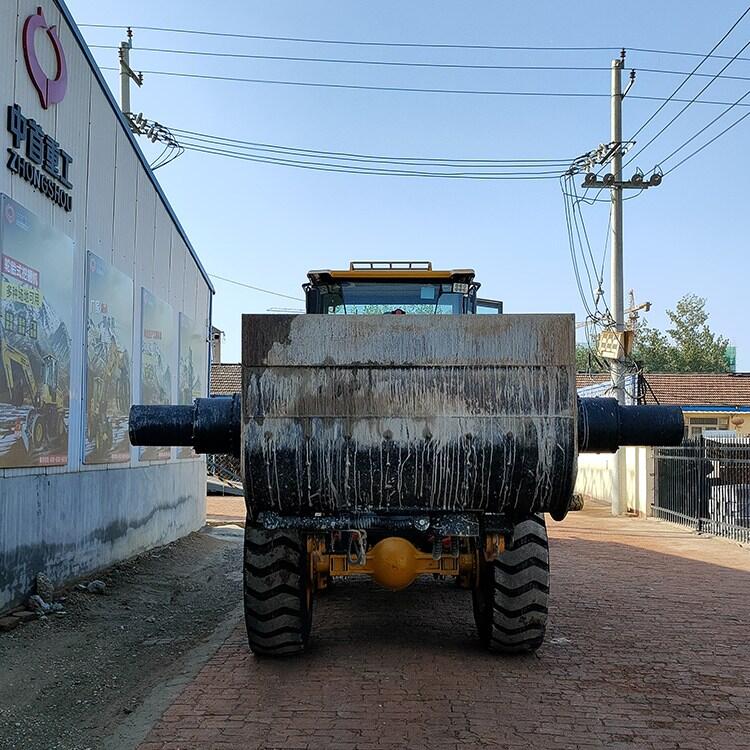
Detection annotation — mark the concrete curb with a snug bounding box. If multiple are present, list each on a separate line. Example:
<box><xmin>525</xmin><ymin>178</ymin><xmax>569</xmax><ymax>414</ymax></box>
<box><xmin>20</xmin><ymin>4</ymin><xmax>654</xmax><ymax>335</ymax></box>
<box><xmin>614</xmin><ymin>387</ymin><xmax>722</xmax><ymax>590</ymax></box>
<box><xmin>105</xmin><ymin>603</ymin><xmax>244</xmax><ymax>750</ymax></box>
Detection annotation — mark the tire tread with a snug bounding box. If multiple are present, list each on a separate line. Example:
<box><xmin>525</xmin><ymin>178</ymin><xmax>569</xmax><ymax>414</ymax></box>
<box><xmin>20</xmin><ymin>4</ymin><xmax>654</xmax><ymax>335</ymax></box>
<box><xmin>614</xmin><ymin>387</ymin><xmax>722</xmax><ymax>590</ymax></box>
<box><xmin>243</xmin><ymin>523</ymin><xmax>311</xmax><ymax>656</ymax></box>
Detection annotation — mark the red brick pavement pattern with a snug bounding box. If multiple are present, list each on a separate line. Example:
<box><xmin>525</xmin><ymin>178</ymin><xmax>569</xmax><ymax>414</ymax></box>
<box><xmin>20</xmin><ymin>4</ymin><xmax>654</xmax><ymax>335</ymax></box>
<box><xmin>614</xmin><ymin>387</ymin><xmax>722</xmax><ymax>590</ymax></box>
<box><xmin>140</xmin><ymin>506</ymin><xmax>750</xmax><ymax>749</ymax></box>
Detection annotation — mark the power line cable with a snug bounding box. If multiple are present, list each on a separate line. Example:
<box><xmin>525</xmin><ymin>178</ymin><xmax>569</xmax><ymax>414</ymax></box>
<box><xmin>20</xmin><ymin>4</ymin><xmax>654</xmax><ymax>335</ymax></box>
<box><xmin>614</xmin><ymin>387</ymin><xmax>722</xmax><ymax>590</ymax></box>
<box><xmin>209</xmin><ymin>274</ymin><xmax>304</xmax><ymax>301</ymax></box>
<box><xmin>624</xmin><ymin>5</ymin><xmax>750</xmax><ymax>147</ymax></box>
<box><xmin>638</xmin><ymin>67</ymin><xmax>750</xmax><ymax>84</ymax></box>
<box><xmin>662</xmin><ymin>108</ymin><xmax>750</xmax><ymax>175</ymax></box>
<box><xmin>89</xmin><ymin>44</ymin><xmax>613</xmax><ymax>71</ymax></box>
<box><xmin>568</xmin><ymin>179</ymin><xmax>599</xmax><ymax>302</ymax></box>
<box><xmin>561</xmin><ymin>177</ymin><xmax>596</xmax><ymax>319</ymax></box>
<box><xmin>79</xmin><ymin>23</ymin><xmax>750</xmax><ymax>66</ymax></box>
<box><xmin>571</xmin><ymin>176</ymin><xmax>610</xmax><ymax>316</ymax></box>
<box><xmin>98</xmin><ymin>65</ymin><xmax>617</xmax><ymax>96</ymax></box>
<box><xmin>629</xmin><ymin>46</ymin><xmax>750</xmax><ymax>64</ymax></box>
<box><xmin>178</xmin><ymin>141</ymin><xmax>565</xmax><ymax>178</ymax></box>
<box><xmin>169</xmin><ymin>126</ymin><xmax>575</xmax><ymax>167</ymax></box>
<box><xmin>624</xmin><ymin>34</ymin><xmax>750</xmax><ymax>167</ymax></box>
<box><xmin>98</xmin><ymin>66</ymin><xmax>750</xmax><ymax>104</ymax></box>
<box><xmin>657</xmin><ymin>84</ymin><xmax>750</xmax><ymax>166</ymax></box>
<box><xmin>81</xmin><ymin>25</ymin><xmax>621</xmax><ymax>51</ymax></box>
<box><xmin>89</xmin><ymin>44</ymin><xmax>750</xmax><ymax>83</ymax></box>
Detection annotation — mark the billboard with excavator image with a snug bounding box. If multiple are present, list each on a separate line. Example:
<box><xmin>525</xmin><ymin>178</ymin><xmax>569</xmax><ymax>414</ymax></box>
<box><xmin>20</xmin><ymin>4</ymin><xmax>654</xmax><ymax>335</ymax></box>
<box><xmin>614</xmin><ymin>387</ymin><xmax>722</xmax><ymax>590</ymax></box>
<box><xmin>177</xmin><ymin>312</ymin><xmax>207</xmax><ymax>459</ymax></box>
<box><xmin>84</xmin><ymin>252</ymin><xmax>133</xmax><ymax>464</ymax></box>
<box><xmin>0</xmin><ymin>195</ymin><xmax>73</xmax><ymax>468</ymax></box>
<box><xmin>139</xmin><ymin>287</ymin><xmax>174</xmax><ymax>461</ymax></box>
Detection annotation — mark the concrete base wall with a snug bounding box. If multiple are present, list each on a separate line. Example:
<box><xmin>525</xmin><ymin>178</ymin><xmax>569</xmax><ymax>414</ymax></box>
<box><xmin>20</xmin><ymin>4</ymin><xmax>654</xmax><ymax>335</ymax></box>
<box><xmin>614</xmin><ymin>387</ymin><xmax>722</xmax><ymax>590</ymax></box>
<box><xmin>0</xmin><ymin>461</ymin><xmax>206</xmax><ymax>612</ymax></box>
<box><xmin>575</xmin><ymin>447</ymin><xmax>654</xmax><ymax>516</ymax></box>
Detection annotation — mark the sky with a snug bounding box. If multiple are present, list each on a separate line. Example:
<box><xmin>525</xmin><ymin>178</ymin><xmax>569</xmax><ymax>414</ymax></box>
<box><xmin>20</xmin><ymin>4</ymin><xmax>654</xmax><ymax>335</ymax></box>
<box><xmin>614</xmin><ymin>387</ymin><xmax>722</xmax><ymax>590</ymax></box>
<box><xmin>67</xmin><ymin>0</ymin><xmax>750</xmax><ymax>368</ymax></box>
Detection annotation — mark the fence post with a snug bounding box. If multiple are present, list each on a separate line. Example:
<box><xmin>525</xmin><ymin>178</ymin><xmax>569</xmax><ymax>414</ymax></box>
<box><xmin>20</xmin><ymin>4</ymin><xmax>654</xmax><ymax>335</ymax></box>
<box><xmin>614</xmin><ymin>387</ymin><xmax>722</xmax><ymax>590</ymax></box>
<box><xmin>698</xmin><ymin>435</ymin><xmax>706</xmax><ymax>534</ymax></box>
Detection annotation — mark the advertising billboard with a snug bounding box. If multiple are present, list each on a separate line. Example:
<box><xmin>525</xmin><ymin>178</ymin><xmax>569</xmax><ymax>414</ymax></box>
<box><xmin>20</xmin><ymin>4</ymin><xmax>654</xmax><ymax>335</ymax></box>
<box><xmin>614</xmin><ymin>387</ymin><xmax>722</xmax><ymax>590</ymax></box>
<box><xmin>139</xmin><ymin>287</ymin><xmax>174</xmax><ymax>461</ymax></box>
<box><xmin>84</xmin><ymin>252</ymin><xmax>133</xmax><ymax>464</ymax></box>
<box><xmin>0</xmin><ymin>195</ymin><xmax>74</xmax><ymax>468</ymax></box>
<box><xmin>177</xmin><ymin>312</ymin><xmax>207</xmax><ymax>459</ymax></box>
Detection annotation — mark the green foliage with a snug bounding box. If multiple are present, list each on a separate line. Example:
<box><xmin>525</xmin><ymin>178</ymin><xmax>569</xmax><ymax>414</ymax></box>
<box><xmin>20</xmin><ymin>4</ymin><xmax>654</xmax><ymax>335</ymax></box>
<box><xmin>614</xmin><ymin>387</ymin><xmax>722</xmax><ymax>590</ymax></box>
<box><xmin>576</xmin><ymin>344</ymin><xmax>605</xmax><ymax>373</ymax></box>
<box><xmin>632</xmin><ymin>294</ymin><xmax>730</xmax><ymax>373</ymax></box>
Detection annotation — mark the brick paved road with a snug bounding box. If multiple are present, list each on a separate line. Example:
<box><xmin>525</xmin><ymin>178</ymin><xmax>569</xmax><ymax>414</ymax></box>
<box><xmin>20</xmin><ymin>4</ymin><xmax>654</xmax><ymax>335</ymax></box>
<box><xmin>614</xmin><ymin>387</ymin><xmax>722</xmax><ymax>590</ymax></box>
<box><xmin>139</xmin><ymin>505</ymin><xmax>750</xmax><ymax>749</ymax></box>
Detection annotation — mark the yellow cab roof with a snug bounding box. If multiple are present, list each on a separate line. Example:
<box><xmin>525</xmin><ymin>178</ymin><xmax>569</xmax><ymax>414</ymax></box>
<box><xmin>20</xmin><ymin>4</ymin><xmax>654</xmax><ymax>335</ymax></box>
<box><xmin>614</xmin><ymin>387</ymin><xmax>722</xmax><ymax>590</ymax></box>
<box><xmin>307</xmin><ymin>261</ymin><xmax>476</xmax><ymax>284</ymax></box>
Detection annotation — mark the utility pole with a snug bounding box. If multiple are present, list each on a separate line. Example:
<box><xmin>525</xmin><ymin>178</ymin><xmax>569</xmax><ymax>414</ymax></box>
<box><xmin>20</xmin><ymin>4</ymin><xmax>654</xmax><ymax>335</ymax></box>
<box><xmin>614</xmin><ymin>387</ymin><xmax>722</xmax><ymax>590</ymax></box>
<box><xmin>115</xmin><ymin>30</ymin><xmax>182</xmax><ymax>170</ymax></box>
<box><xmin>610</xmin><ymin>52</ymin><xmax>625</xmax><ymax>409</ymax></box>
<box><xmin>119</xmin><ymin>28</ymin><xmax>143</xmax><ymax>116</ymax></box>
<box><xmin>579</xmin><ymin>50</ymin><xmax>662</xmax><ymax>515</ymax></box>
<box><xmin>610</xmin><ymin>52</ymin><xmax>627</xmax><ymax>516</ymax></box>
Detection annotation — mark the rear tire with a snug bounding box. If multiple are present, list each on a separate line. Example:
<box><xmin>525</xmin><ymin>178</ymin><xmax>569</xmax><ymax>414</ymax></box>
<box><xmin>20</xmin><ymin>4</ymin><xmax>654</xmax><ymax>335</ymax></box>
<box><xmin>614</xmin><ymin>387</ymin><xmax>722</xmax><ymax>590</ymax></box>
<box><xmin>243</xmin><ymin>522</ymin><xmax>313</xmax><ymax>656</ymax></box>
<box><xmin>472</xmin><ymin>514</ymin><xmax>549</xmax><ymax>654</ymax></box>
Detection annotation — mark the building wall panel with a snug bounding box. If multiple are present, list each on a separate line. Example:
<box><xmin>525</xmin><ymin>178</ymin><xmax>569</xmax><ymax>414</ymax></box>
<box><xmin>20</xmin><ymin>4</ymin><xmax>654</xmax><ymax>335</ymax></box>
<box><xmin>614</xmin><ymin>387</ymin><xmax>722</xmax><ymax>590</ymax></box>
<box><xmin>84</xmin><ymin>87</ymin><xmax>117</xmax><ymax>257</ymax></box>
<box><xmin>0</xmin><ymin>1</ymin><xmax>19</xmax><ymax>200</ymax></box>
<box><xmin>112</xmin><ymin>128</ymin><xmax>138</xmax><ymax>278</ymax></box>
<box><xmin>0</xmin><ymin>461</ymin><xmax>206</xmax><ymax>610</ymax></box>
<box><xmin>152</xmin><ymin>205</ymin><xmax>173</xmax><ymax>303</ymax></box>
<box><xmin>0</xmin><ymin>0</ymin><xmax>213</xmax><ymax>611</ymax></box>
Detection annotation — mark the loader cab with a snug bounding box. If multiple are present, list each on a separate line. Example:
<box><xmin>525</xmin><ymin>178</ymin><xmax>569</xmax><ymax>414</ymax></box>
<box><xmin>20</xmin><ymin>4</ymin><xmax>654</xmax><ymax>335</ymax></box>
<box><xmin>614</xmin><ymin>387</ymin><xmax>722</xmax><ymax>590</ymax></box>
<box><xmin>304</xmin><ymin>261</ymin><xmax>501</xmax><ymax>315</ymax></box>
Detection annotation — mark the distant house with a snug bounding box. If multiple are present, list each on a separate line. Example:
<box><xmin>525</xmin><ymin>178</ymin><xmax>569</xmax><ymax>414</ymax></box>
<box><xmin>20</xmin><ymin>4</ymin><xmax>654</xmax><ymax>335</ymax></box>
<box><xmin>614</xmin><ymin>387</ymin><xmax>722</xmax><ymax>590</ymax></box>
<box><xmin>576</xmin><ymin>372</ymin><xmax>750</xmax><ymax>438</ymax></box>
<box><xmin>210</xmin><ymin>326</ymin><xmax>224</xmax><ymax>365</ymax></box>
<box><xmin>210</xmin><ymin>362</ymin><xmax>241</xmax><ymax>396</ymax></box>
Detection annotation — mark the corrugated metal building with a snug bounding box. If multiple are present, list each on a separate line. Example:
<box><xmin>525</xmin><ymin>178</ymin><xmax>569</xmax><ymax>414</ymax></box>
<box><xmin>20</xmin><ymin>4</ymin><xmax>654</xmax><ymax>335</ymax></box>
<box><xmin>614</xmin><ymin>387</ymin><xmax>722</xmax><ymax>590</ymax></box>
<box><xmin>0</xmin><ymin>1</ymin><xmax>213</xmax><ymax>611</ymax></box>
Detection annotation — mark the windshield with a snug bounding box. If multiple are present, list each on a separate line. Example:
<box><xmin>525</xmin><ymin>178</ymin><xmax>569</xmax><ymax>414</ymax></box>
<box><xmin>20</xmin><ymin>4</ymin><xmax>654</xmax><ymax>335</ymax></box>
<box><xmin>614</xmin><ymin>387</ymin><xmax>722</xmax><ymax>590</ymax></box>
<box><xmin>319</xmin><ymin>281</ymin><xmax>474</xmax><ymax>314</ymax></box>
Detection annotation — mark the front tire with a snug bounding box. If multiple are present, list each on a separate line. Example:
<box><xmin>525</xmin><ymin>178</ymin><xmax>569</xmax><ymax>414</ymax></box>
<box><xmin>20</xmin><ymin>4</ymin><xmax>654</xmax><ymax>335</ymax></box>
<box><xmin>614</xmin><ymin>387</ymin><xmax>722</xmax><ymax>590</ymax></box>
<box><xmin>472</xmin><ymin>514</ymin><xmax>549</xmax><ymax>654</ymax></box>
<box><xmin>243</xmin><ymin>523</ymin><xmax>313</xmax><ymax>656</ymax></box>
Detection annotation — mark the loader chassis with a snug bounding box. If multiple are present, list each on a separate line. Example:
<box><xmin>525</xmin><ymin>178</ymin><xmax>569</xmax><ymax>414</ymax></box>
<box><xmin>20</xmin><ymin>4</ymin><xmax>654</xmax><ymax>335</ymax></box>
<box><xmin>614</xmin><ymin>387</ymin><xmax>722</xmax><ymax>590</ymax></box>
<box><xmin>129</xmin><ymin>262</ymin><xmax>684</xmax><ymax>657</ymax></box>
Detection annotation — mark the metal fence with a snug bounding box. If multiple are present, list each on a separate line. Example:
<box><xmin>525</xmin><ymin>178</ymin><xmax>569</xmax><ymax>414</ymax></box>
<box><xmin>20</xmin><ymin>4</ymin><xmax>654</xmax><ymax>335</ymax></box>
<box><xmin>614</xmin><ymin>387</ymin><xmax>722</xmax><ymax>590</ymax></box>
<box><xmin>206</xmin><ymin>453</ymin><xmax>242</xmax><ymax>485</ymax></box>
<box><xmin>653</xmin><ymin>437</ymin><xmax>750</xmax><ymax>543</ymax></box>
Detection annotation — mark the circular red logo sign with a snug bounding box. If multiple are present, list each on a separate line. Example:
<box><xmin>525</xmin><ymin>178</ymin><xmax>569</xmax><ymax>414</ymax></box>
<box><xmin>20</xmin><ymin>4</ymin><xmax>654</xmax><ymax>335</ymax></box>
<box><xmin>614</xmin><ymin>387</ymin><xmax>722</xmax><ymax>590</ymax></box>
<box><xmin>23</xmin><ymin>7</ymin><xmax>68</xmax><ymax>110</ymax></box>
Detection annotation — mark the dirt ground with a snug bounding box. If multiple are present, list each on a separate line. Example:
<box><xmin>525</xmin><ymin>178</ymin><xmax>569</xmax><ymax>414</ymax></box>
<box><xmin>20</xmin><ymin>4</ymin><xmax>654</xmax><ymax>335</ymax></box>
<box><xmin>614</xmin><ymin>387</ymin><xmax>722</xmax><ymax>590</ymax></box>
<box><xmin>0</xmin><ymin>523</ymin><xmax>243</xmax><ymax>750</ymax></box>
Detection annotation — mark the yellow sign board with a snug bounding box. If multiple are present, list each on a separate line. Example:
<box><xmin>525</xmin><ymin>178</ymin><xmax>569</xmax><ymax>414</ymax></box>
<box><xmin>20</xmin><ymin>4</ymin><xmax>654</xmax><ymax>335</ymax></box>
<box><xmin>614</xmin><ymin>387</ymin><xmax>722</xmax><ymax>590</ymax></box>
<box><xmin>597</xmin><ymin>329</ymin><xmax>634</xmax><ymax>360</ymax></box>
<box><xmin>1</xmin><ymin>280</ymin><xmax>43</xmax><ymax>308</ymax></box>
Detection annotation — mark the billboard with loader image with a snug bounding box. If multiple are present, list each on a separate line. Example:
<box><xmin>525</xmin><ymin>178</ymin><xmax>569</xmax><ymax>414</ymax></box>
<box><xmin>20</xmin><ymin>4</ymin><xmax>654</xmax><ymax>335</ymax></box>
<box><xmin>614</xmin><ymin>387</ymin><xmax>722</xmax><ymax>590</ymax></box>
<box><xmin>0</xmin><ymin>195</ymin><xmax>73</xmax><ymax>468</ymax></box>
<box><xmin>139</xmin><ymin>287</ymin><xmax>174</xmax><ymax>461</ymax></box>
<box><xmin>177</xmin><ymin>312</ymin><xmax>207</xmax><ymax>459</ymax></box>
<box><xmin>84</xmin><ymin>252</ymin><xmax>133</xmax><ymax>464</ymax></box>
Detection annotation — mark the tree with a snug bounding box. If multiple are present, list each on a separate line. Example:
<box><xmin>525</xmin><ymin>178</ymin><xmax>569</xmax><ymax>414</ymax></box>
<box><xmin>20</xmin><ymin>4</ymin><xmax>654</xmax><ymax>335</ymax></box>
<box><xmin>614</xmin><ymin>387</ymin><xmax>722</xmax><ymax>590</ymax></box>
<box><xmin>576</xmin><ymin>344</ymin><xmax>605</xmax><ymax>373</ymax></box>
<box><xmin>632</xmin><ymin>294</ymin><xmax>729</xmax><ymax>373</ymax></box>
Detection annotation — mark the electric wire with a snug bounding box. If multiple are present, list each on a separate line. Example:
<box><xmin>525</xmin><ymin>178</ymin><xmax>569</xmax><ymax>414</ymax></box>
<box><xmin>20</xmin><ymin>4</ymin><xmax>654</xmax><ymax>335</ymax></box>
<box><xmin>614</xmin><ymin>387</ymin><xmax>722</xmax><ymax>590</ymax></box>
<box><xmin>177</xmin><ymin>140</ymin><xmax>566</xmax><ymax>178</ymax></box>
<box><xmin>661</xmin><ymin>108</ymin><xmax>750</xmax><ymax>175</ymax></box>
<box><xmin>570</xmin><ymin>192</ymin><xmax>598</xmax><ymax>304</ymax></box>
<box><xmin>561</xmin><ymin>176</ymin><xmax>596</xmax><ymax>320</ymax></box>
<box><xmin>624</xmin><ymin>34</ymin><xmax>750</xmax><ymax>168</ymax></box>
<box><xmin>623</xmin><ymin>5</ymin><xmax>750</xmax><ymax>147</ymax></box>
<box><xmin>571</xmin><ymin>176</ymin><xmax>610</xmax><ymax>317</ymax></box>
<box><xmin>168</xmin><ymin>125</ymin><xmax>576</xmax><ymax>167</ymax></box>
<box><xmin>90</xmin><ymin>44</ymin><xmax>750</xmax><ymax>85</ymax></box>
<box><xmin>209</xmin><ymin>274</ymin><xmax>304</xmax><ymax>301</ymax></box>
<box><xmin>78</xmin><ymin>23</ymin><xmax>750</xmax><ymax>65</ymax></box>
<box><xmin>657</xmin><ymin>85</ymin><xmax>750</xmax><ymax>167</ymax></box>
<box><xmin>80</xmin><ymin>25</ymin><xmax>622</xmax><ymax>51</ymax></box>
<box><xmin>98</xmin><ymin>66</ymin><xmax>750</xmax><ymax>105</ymax></box>
<box><xmin>90</xmin><ymin>45</ymin><xmax>615</xmax><ymax>71</ymax></box>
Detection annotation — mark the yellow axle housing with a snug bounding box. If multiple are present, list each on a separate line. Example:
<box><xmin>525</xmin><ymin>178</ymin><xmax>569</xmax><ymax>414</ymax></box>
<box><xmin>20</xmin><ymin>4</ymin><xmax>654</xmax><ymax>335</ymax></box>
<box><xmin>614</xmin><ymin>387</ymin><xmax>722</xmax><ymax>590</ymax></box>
<box><xmin>312</xmin><ymin>536</ymin><xmax>479</xmax><ymax>591</ymax></box>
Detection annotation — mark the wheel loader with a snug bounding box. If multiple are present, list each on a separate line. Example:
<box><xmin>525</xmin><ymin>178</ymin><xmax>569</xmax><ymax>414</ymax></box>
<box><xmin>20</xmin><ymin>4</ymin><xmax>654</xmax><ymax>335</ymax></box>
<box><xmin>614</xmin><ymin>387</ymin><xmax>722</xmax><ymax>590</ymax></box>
<box><xmin>129</xmin><ymin>261</ymin><xmax>683</xmax><ymax>656</ymax></box>
<box><xmin>2</xmin><ymin>343</ymin><xmax>66</xmax><ymax>448</ymax></box>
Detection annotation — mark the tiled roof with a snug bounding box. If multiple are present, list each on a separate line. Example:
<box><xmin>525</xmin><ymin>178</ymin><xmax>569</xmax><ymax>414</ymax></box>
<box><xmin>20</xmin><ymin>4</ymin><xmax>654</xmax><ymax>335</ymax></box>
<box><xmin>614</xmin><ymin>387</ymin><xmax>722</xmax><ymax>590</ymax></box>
<box><xmin>576</xmin><ymin>372</ymin><xmax>750</xmax><ymax>408</ymax></box>
<box><xmin>210</xmin><ymin>363</ymin><xmax>241</xmax><ymax>395</ymax></box>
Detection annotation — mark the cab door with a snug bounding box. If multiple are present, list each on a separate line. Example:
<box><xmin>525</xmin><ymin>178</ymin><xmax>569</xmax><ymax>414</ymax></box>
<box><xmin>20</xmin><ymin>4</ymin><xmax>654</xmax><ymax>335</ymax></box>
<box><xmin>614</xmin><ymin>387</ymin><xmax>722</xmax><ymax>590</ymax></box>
<box><xmin>476</xmin><ymin>298</ymin><xmax>503</xmax><ymax>314</ymax></box>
